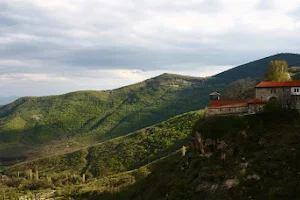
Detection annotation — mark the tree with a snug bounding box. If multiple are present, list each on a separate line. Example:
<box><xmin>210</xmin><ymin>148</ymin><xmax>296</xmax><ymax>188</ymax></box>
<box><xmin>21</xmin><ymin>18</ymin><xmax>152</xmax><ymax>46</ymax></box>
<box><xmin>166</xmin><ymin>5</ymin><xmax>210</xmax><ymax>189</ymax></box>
<box><xmin>289</xmin><ymin>66</ymin><xmax>300</xmax><ymax>80</ymax></box>
<box><xmin>223</xmin><ymin>78</ymin><xmax>257</xmax><ymax>100</ymax></box>
<box><xmin>263</xmin><ymin>60</ymin><xmax>292</xmax><ymax>82</ymax></box>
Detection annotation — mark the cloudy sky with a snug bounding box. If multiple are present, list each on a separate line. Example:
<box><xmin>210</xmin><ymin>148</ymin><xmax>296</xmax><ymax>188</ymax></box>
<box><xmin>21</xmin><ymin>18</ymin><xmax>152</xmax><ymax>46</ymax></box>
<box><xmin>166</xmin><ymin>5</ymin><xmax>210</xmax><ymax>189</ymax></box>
<box><xmin>1</xmin><ymin>0</ymin><xmax>300</xmax><ymax>97</ymax></box>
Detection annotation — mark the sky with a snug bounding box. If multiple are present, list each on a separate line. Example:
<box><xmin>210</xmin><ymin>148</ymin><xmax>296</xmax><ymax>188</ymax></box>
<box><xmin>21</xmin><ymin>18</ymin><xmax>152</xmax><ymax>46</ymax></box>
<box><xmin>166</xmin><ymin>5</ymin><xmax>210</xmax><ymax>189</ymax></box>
<box><xmin>1</xmin><ymin>0</ymin><xmax>300</xmax><ymax>97</ymax></box>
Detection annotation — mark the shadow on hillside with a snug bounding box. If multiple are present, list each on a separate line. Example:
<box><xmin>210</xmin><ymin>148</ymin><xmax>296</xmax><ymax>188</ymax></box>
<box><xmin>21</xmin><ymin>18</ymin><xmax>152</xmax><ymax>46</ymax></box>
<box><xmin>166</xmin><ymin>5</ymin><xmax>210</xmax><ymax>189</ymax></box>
<box><xmin>0</xmin><ymin>123</ymin><xmax>92</xmax><ymax>166</ymax></box>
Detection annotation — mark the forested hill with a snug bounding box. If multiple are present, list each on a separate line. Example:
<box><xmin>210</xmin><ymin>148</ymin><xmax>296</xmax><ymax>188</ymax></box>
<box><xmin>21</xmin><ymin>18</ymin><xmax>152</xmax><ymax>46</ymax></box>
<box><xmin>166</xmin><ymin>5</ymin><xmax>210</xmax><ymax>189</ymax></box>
<box><xmin>1</xmin><ymin>53</ymin><xmax>300</xmax><ymax>164</ymax></box>
<box><xmin>215</xmin><ymin>53</ymin><xmax>300</xmax><ymax>81</ymax></box>
<box><xmin>0</xmin><ymin>74</ymin><xmax>213</xmax><ymax>164</ymax></box>
<box><xmin>80</xmin><ymin>111</ymin><xmax>300</xmax><ymax>200</ymax></box>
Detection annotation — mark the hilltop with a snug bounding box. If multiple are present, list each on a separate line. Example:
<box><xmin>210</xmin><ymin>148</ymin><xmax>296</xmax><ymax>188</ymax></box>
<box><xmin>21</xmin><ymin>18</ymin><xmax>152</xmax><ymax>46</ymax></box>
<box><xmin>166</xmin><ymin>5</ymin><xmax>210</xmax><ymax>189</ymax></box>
<box><xmin>0</xmin><ymin>74</ymin><xmax>210</xmax><ymax>165</ymax></box>
<box><xmin>215</xmin><ymin>53</ymin><xmax>300</xmax><ymax>81</ymax></box>
<box><xmin>0</xmin><ymin>96</ymin><xmax>19</xmax><ymax>106</ymax></box>
<box><xmin>1</xmin><ymin>53</ymin><xmax>300</xmax><ymax>165</ymax></box>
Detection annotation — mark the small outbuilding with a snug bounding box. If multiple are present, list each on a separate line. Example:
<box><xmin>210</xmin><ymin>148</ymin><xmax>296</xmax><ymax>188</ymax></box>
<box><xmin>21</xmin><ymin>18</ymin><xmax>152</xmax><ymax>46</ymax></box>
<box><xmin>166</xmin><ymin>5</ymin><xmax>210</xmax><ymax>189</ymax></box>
<box><xmin>247</xmin><ymin>98</ymin><xmax>268</xmax><ymax>114</ymax></box>
<box><xmin>207</xmin><ymin>100</ymin><xmax>249</xmax><ymax>115</ymax></box>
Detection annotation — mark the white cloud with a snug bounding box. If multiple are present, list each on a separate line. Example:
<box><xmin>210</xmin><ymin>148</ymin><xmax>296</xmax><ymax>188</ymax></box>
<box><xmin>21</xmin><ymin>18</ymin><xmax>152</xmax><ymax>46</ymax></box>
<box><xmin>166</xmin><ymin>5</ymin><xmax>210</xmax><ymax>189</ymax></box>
<box><xmin>0</xmin><ymin>0</ymin><xmax>300</xmax><ymax>96</ymax></box>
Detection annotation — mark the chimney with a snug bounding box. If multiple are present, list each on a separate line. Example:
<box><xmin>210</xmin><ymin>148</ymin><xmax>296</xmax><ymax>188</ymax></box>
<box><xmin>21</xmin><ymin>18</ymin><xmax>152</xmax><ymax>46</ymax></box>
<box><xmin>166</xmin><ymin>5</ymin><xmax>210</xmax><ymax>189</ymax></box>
<box><xmin>209</xmin><ymin>92</ymin><xmax>220</xmax><ymax>100</ymax></box>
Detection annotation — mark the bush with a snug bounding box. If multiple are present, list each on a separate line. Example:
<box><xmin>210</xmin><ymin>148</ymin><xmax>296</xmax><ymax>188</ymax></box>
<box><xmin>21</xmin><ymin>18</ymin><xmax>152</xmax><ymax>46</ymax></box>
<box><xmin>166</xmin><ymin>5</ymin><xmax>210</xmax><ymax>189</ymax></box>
<box><xmin>263</xmin><ymin>99</ymin><xmax>280</xmax><ymax>112</ymax></box>
<box><xmin>24</xmin><ymin>179</ymin><xmax>54</xmax><ymax>190</ymax></box>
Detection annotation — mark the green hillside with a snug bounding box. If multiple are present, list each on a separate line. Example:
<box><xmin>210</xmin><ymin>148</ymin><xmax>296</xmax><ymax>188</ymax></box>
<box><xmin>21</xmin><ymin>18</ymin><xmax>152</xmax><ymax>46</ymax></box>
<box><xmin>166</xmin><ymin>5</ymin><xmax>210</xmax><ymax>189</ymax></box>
<box><xmin>4</xmin><ymin>110</ymin><xmax>300</xmax><ymax>200</ymax></box>
<box><xmin>1</xmin><ymin>110</ymin><xmax>204</xmax><ymax>198</ymax></box>
<box><xmin>75</xmin><ymin>110</ymin><xmax>300</xmax><ymax>200</ymax></box>
<box><xmin>2</xmin><ymin>53</ymin><xmax>300</xmax><ymax>199</ymax></box>
<box><xmin>7</xmin><ymin>110</ymin><xmax>203</xmax><ymax>176</ymax></box>
<box><xmin>2</xmin><ymin>53</ymin><xmax>300</xmax><ymax>165</ymax></box>
<box><xmin>215</xmin><ymin>53</ymin><xmax>300</xmax><ymax>81</ymax></box>
<box><xmin>0</xmin><ymin>74</ymin><xmax>212</xmax><ymax>164</ymax></box>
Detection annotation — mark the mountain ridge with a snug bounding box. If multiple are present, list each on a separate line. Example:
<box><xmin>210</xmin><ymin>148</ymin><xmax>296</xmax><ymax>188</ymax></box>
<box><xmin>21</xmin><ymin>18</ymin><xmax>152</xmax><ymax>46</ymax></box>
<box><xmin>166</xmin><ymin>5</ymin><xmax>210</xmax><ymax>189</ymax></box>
<box><xmin>1</xmin><ymin>53</ymin><xmax>300</xmax><ymax>165</ymax></box>
<box><xmin>214</xmin><ymin>53</ymin><xmax>300</xmax><ymax>81</ymax></box>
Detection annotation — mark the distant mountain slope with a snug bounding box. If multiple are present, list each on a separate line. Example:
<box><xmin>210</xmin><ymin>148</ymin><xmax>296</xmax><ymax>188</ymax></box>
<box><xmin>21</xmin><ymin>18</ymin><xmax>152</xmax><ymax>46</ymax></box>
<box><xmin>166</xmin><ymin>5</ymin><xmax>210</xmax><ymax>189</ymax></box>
<box><xmin>2</xmin><ymin>53</ymin><xmax>300</xmax><ymax>165</ymax></box>
<box><xmin>215</xmin><ymin>53</ymin><xmax>300</xmax><ymax>81</ymax></box>
<box><xmin>0</xmin><ymin>96</ymin><xmax>19</xmax><ymax>106</ymax></box>
<box><xmin>0</xmin><ymin>74</ymin><xmax>213</xmax><ymax>164</ymax></box>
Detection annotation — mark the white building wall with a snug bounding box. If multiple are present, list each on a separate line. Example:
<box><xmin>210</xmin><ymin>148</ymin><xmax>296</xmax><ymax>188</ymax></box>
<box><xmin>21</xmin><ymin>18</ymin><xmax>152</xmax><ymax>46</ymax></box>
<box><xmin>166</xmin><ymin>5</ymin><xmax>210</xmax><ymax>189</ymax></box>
<box><xmin>291</xmin><ymin>87</ymin><xmax>300</xmax><ymax>95</ymax></box>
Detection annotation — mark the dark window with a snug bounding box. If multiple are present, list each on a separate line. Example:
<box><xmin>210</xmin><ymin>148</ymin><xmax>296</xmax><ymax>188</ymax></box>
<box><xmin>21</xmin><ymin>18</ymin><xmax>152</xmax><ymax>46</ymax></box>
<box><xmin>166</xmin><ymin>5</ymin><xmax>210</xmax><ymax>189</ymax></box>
<box><xmin>297</xmin><ymin>88</ymin><xmax>299</xmax><ymax>92</ymax></box>
<box><xmin>295</xmin><ymin>89</ymin><xmax>297</xmax><ymax>93</ymax></box>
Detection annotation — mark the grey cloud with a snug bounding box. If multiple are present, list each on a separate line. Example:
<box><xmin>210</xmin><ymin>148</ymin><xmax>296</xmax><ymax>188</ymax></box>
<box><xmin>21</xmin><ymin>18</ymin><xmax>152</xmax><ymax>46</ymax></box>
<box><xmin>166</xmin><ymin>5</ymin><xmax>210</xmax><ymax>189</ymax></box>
<box><xmin>1</xmin><ymin>0</ymin><xmax>300</xmax><ymax>97</ymax></box>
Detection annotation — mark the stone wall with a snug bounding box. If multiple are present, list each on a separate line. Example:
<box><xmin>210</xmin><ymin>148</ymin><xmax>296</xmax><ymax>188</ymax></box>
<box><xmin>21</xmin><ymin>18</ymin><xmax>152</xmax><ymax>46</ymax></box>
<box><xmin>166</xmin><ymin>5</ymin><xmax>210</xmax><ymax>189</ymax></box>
<box><xmin>248</xmin><ymin>103</ymin><xmax>265</xmax><ymax>114</ymax></box>
<box><xmin>255</xmin><ymin>87</ymin><xmax>292</xmax><ymax>108</ymax></box>
<box><xmin>291</xmin><ymin>96</ymin><xmax>300</xmax><ymax>109</ymax></box>
<box><xmin>208</xmin><ymin>106</ymin><xmax>248</xmax><ymax>116</ymax></box>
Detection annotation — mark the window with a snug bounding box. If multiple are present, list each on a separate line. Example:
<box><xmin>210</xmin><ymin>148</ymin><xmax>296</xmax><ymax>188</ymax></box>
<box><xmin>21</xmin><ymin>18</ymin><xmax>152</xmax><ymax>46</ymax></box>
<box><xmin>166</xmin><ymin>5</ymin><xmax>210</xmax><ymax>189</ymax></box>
<box><xmin>295</xmin><ymin>89</ymin><xmax>297</xmax><ymax>93</ymax></box>
<box><xmin>297</xmin><ymin>88</ymin><xmax>299</xmax><ymax>93</ymax></box>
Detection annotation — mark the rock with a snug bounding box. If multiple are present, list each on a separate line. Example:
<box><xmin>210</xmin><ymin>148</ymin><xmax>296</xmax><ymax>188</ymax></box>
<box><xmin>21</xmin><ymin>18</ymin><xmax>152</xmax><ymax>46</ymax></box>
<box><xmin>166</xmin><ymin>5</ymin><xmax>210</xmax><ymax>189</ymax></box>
<box><xmin>196</xmin><ymin>183</ymin><xmax>211</xmax><ymax>192</ymax></box>
<box><xmin>224</xmin><ymin>179</ymin><xmax>238</xmax><ymax>188</ymax></box>
<box><xmin>247</xmin><ymin>174</ymin><xmax>260</xmax><ymax>180</ymax></box>
<box><xmin>241</xmin><ymin>130</ymin><xmax>247</xmax><ymax>136</ymax></box>
<box><xmin>217</xmin><ymin>141</ymin><xmax>227</xmax><ymax>150</ymax></box>
<box><xmin>240</xmin><ymin>162</ymin><xmax>249</xmax><ymax>169</ymax></box>
<box><xmin>210</xmin><ymin>184</ymin><xmax>218</xmax><ymax>192</ymax></box>
<box><xmin>32</xmin><ymin>114</ymin><xmax>43</xmax><ymax>120</ymax></box>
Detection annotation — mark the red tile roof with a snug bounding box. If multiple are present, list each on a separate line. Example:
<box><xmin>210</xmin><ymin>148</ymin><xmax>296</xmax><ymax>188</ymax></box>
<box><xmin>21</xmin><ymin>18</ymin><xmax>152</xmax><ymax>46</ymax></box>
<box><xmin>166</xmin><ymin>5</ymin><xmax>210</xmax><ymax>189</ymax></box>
<box><xmin>247</xmin><ymin>98</ymin><xmax>268</xmax><ymax>104</ymax></box>
<box><xmin>208</xmin><ymin>100</ymin><xmax>248</xmax><ymax>109</ymax></box>
<box><xmin>256</xmin><ymin>81</ymin><xmax>300</xmax><ymax>88</ymax></box>
<box><xmin>209</xmin><ymin>92</ymin><xmax>220</xmax><ymax>95</ymax></box>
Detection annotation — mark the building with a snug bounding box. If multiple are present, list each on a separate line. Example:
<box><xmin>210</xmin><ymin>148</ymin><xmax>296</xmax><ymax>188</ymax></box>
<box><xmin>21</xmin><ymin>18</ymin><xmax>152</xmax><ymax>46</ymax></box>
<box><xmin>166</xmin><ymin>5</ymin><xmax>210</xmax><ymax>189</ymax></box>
<box><xmin>247</xmin><ymin>98</ymin><xmax>268</xmax><ymax>114</ymax></box>
<box><xmin>207</xmin><ymin>98</ymin><xmax>267</xmax><ymax>116</ymax></box>
<box><xmin>255</xmin><ymin>80</ymin><xmax>300</xmax><ymax>109</ymax></box>
<box><xmin>207</xmin><ymin>99</ymin><xmax>249</xmax><ymax>115</ymax></box>
<box><xmin>207</xmin><ymin>80</ymin><xmax>300</xmax><ymax>116</ymax></box>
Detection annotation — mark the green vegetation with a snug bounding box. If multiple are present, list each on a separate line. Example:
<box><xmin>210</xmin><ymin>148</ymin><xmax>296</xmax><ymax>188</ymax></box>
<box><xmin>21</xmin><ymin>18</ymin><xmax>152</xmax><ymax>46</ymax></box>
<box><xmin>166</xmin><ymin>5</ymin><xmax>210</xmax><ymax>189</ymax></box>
<box><xmin>75</xmin><ymin>110</ymin><xmax>300</xmax><ymax>200</ymax></box>
<box><xmin>7</xmin><ymin>110</ymin><xmax>203</xmax><ymax>176</ymax></box>
<box><xmin>289</xmin><ymin>66</ymin><xmax>300</xmax><ymax>80</ymax></box>
<box><xmin>2</xmin><ymin>53</ymin><xmax>300</xmax><ymax>165</ymax></box>
<box><xmin>2</xmin><ymin>53</ymin><xmax>300</xmax><ymax>199</ymax></box>
<box><xmin>223</xmin><ymin>78</ymin><xmax>257</xmax><ymax>100</ymax></box>
<box><xmin>4</xmin><ymin>110</ymin><xmax>300</xmax><ymax>200</ymax></box>
<box><xmin>0</xmin><ymin>74</ymin><xmax>212</xmax><ymax>164</ymax></box>
<box><xmin>263</xmin><ymin>60</ymin><xmax>292</xmax><ymax>81</ymax></box>
<box><xmin>1</xmin><ymin>110</ymin><xmax>204</xmax><ymax>198</ymax></box>
<box><xmin>215</xmin><ymin>53</ymin><xmax>300</xmax><ymax>81</ymax></box>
